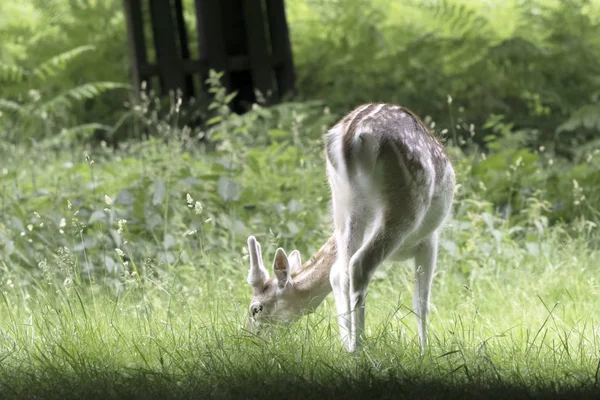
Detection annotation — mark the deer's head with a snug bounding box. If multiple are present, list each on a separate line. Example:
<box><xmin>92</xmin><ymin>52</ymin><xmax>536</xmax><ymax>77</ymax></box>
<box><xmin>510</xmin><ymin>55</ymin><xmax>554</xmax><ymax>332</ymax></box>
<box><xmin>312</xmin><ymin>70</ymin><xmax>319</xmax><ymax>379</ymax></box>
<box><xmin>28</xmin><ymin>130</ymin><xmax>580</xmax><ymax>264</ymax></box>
<box><xmin>245</xmin><ymin>236</ymin><xmax>307</xmax><ymax>332</ymax></box>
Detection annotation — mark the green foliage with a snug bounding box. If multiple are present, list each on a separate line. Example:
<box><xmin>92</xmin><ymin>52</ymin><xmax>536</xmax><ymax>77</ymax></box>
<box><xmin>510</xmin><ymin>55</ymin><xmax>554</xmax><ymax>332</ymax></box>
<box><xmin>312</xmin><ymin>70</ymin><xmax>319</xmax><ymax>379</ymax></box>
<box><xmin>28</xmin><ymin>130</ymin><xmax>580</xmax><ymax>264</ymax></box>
<box><xmin>0</xmin><ymin>45</ymin><xmax>129</xmax><ymax>142</ymax></box>
<box><xmin>2</xmin><ymin>0</ymin><xmax>599</xmax><ymax>152</ymax></box>
<box><xmin>0</xmin><ymin>75</ymin><xmax>336</xmax><ymax>286</ymax></box>
<box><xmin>0</xmin><ymin>0</ymin><xmax>129</xmax><ymax>140</ymax></box>
<box><xmin>289</xmin><ymin>0</ymin><xmax>600</xmax><ymax>151</ymax></box>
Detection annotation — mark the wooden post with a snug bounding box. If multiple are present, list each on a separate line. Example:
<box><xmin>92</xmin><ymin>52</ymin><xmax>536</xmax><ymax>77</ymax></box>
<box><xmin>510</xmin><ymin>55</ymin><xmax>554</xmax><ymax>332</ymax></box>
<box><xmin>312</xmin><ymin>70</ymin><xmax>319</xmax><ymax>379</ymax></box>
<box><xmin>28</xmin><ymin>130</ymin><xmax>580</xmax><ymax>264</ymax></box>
<box><xmin>148</xmin><ymin>0</ymin><xmax>186</xmax><ymax>95</ymax></box>
<box><xmin>173</xmin><ymin>0</ymin><xmax>195</xmax><ymax>98</ymax></box>
<box><xmin>194</xmin><ymin>0</ymin><xmax>230</xmax><ymax>89</ymax></box>
<box><xmin>123</xmin><ymin>0</ymin><xmax>148</xmax><ymax>95</ymax></box>
<box><xmin>242</xmin><ymin>0</ymin><xmax>276</xmax><ymax>103</ymax></box>
<box><xmin>266</xmin><ymin>0</ymin><xmax>296</xmax><ymax>99</ymax></box>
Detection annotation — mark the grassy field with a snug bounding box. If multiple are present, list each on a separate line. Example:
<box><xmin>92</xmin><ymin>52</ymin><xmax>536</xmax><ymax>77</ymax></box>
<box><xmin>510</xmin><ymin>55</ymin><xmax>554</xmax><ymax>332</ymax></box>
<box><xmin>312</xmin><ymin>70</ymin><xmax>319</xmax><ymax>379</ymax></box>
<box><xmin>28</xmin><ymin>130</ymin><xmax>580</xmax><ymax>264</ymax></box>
<box><xmin>1</xmin><ymin>101</ymin><xmax>600</xmax><ymax>399</ymax></box>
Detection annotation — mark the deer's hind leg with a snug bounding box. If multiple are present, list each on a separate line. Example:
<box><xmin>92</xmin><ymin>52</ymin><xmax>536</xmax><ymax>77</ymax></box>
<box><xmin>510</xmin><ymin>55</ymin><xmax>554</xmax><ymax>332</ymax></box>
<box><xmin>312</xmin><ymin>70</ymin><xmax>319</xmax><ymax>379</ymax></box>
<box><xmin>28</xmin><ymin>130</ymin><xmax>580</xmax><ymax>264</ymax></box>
<box><xmin>413</xmin><ymin>233</ymin><xmax>439</xmax><ymax>353</ymax></box>
<box><xmin>345</xmin><ymin>205</ymin><xmax>424</xmax><ymax>352</ymax></box>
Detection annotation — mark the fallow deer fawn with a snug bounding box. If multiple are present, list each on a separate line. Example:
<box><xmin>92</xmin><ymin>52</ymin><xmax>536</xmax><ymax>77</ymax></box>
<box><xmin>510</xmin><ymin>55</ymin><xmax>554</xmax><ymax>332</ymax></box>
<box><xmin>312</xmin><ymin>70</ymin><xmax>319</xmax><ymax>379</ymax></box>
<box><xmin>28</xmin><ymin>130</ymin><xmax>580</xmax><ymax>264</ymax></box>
<box><xmin>246</xmin><ymin>103</ymin><xmax>455</xmax><ymax>352</ymax></box>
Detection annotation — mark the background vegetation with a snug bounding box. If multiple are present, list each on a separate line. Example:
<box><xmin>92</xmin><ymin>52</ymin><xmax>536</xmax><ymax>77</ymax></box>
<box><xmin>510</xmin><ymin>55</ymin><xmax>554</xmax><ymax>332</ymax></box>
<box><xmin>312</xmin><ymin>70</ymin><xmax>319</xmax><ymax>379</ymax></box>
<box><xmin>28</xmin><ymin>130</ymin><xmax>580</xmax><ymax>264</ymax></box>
<box><xmin>1</xmin><ymin>0</ymin><xmax>600</xmax><ymax>399</ymax></box>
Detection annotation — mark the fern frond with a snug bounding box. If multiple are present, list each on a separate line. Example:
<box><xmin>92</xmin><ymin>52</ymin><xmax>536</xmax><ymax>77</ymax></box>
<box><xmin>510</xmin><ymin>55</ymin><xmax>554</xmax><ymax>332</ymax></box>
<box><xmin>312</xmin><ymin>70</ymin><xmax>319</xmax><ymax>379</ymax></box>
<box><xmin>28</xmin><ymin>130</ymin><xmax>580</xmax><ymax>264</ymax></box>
<box><xmin>63</xmin><ymin>82</ymin><xmax>130</xmax><ymax>102</ymax></box>
<box><xmin>0</xmin><ymin>98</ymin><xmax>22</xmax><ymax>112</ymax></box>
<box><xmin>408</xmin><ymin>0</ymin><xmax>491</xmax><ymax>38</ymax></box>
<box><xmin>557</xmin><ymin>105</ymin><xmax>600</xmax><ymax>133</ymax></box>
<box><xmin>32</xmin><ymin>45</ymin><xmax>96</xmax><ymax>81</ymax></box>
<box><xmin>65</xmin><ymin>123</ymin><xmax>112</xmax><ymax>134</ymax></box>
<box><xmin>0</xmin><ymin>63</ymin><xmax>28</xmax><ymax>83</ymax></box>
<box><xmin>39</xmin><ymin>81</ymin><xmax>130</xmax><ymax>111</ymax></box>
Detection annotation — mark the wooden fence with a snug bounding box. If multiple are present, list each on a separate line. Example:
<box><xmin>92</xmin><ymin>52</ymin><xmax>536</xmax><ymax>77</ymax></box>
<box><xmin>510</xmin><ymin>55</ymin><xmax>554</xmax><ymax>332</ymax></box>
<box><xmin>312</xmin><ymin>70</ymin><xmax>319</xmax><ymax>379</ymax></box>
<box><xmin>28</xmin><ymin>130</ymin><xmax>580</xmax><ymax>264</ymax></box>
<box><xmin>122</xmin><ymin>0</ymin><xmax>295</xmax><ymax>111</ymax></box>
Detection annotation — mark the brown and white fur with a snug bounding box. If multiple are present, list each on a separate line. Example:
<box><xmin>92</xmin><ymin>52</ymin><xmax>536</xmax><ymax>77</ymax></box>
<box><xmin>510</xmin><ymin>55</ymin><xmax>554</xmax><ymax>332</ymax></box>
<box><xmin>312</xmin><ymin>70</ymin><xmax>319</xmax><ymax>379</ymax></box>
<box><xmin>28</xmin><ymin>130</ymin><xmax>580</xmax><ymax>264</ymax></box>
<box><xmin>246</xmin><ymin>103</ymin><xmax>455</xmax><ymax>353</ymax></box>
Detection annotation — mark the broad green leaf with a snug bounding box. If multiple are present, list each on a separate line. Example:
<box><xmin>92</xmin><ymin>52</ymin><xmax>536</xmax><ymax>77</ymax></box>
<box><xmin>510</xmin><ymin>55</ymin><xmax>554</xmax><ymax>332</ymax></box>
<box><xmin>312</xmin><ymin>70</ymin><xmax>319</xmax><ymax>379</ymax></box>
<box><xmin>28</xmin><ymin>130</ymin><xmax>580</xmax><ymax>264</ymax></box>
<box><xmin>267</xmin><ymin>129</ymin><xmax>287</xmax><ymax>138</ymax></box>
<box><xmin>217</xmin><ymin>177</ymin><xmax>240</xmax><ymax>202</ymax></box>
<box><xmin>152</xmin><ymin>180</ymin><xmax>166</xmax><ymax>206</ymax></box>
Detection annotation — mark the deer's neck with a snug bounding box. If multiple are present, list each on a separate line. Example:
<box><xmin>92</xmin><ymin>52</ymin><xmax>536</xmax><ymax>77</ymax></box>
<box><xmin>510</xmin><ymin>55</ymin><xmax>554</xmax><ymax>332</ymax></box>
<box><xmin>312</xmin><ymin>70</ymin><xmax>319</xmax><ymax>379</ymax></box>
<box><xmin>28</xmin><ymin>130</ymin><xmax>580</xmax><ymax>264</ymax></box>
<box><xmin>292</xmin><ymin>236</ymin><xmax>336</xmax><ymax>312</ymax></box>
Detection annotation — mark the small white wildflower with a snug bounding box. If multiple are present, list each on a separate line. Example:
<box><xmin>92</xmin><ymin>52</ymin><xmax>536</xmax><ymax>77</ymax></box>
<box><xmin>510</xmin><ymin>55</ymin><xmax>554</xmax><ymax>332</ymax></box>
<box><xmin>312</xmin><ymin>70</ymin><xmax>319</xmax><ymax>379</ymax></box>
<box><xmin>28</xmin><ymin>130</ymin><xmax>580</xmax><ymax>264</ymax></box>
<box><xmin>186</xmin><ymin>193</ymin><xmax>193</xmax><ymax>204</ymax></box>
<box><xmin>67</xmin><ymin>200</ymin><xmax>72</xmax><ymax>210</ymax></box>
<box><xmin>204</xmin><ymin>218</ymin><xmax>212</xmax><ymax>224</ymax></box>
<box><xmin>59</xmin><ymin>229</ymin><xmax>64</xmax><ymax>235</ymax></box>
<box><xmin>548</xmin><ymin>159</ymin><xmax>554</xmax><ymax>165</ymax></box>
<box><xmin>104</xmin><ymin>195</ymin><xmax>113</xmax><ymax>205</ymax></box>
<box><xmin>447</xmin><ymin>94</ymin><xmax>453</xmax><ymax>105</ymax></box>
<box><xmin>511</xmin><ymin>156</ymin><xmax>523</xmax><ymax>170</ymax></box>
<box><xmin>39</xmin><ymin>223</ymin><xmax>44</xmax><ymax>228</ymax></box>
<box><xmin>115</xmin><ymin>248</ymin><xmax>125</xmax><ymax>257</ymax></box>
<box><xmin>34</xmin><ymin>212</ymin><xmax>41</xmax><ymax>218</ymax></box>
<box><xmin>441</xmin><ymin>129</ymin><xmax>448</xmax><ymax>135</ymax></box>
<box><xmin>28</xmin><ymin>89</ymin><xmax>41</xmax><ymax>102</ymax></box>
<box><xmin>539</xmin><ymin>146</ymin><xmax>545</xmax><ymax>152</ymax></box>
<box><xmin>194</xmin><ymin>201</ymin><xmax>203</xmax><ymax>215</ymax></box>
<box><xmin>20</xmin><ymin>232</ymin><xmax>25</xmax><ymax>237</ymax></box>
<box><xmin>1</xmin><ymin>168</ymin><xmax>7</xmax><ymax>175</ymax></box>
<box><xmin>117</xmin><ymin>219</ymin><xmax>127</xmax><ymax>234</ymax></box>
<box><xmin>59</xmin><ymin>218</ymin><xmax>66</xmax><ymax>228</ymax></box>
<box><xmin>185</xmin><ymin>229</ymin><xmax>197</xmax><ymax>236</ymax></box>
<box><xmin>6</xmin><ymin>279</ymin><xmax>14</xmax><ymax>288</ymax></box>
<box><xmin>27</xmin><ymin>224</ymin><xmax>33</xmax><ymax>232</ymax></box>
<box><xmin>104</xmin><ymin>208</ymin><xmax>110</xmax><ymax>213</ymax></box>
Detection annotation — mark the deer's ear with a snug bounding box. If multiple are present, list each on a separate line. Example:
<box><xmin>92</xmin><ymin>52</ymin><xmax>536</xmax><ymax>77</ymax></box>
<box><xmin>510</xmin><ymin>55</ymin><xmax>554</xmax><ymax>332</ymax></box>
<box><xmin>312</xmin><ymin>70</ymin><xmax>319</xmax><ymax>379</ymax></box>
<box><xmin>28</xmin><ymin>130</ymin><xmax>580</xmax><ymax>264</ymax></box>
<box><xmin>288</xmin><ymin>250</ymin><xmax>302</xmax><ymax>272</ymax></box>
<box><xmin>247</xmin><ymin>236</ymin><xmax>269</xmax><ymax>289</ymax></box>
<box><xmin>273</xmin><ymin>248</ymin><xmax>292</xmax><ymax>288</ymax></box>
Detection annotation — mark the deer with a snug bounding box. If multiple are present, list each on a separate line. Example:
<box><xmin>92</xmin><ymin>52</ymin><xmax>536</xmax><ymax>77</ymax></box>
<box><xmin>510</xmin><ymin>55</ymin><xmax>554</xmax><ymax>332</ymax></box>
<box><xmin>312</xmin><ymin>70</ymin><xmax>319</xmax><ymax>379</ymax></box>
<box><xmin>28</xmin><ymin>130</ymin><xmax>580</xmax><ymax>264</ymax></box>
<box><xmin>246</xmin><ymin>103</ymin><xmax>455</xmax><ymax>353</ymax></box>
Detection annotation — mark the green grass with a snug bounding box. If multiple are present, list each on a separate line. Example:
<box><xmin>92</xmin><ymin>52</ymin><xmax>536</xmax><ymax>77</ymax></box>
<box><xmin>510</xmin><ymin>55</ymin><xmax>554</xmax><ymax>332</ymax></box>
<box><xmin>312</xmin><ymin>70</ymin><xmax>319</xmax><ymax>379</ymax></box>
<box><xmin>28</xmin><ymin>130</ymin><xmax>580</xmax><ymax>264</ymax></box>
<box><xmin>0</xmin><ymin>96</ymin><xmax>598</xmax><ymax>399</ymax></box>
<box><xmin>1</xmin><ymin>107</ymin><xmax>600</xmax><ymax>399</ymax></box>
<box><xmin>1</xmin><ymin>226</ymin><xmax>599</xmax><ymax>399</ymax></box>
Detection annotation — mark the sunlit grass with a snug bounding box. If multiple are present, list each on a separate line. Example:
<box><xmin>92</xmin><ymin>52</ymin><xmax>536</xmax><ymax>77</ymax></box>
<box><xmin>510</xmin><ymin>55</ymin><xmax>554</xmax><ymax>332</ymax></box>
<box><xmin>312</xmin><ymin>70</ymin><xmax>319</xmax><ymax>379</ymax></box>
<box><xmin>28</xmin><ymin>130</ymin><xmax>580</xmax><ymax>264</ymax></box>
<box><xmin>1</xmin><ymin>230</ymin><xmax>598</xmax><ymax>399</ymax></box>
<box><xmin>1</xmin><ymin>178</ymin><xmax>600</xmax><ymax>399</ymax></box>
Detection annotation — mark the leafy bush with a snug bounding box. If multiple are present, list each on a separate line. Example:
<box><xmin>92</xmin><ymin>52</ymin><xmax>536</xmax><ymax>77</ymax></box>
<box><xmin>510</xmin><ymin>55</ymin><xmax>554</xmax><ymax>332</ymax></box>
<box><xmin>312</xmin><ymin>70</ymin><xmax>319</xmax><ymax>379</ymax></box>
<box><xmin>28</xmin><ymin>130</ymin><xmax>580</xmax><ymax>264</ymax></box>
<box><xmin>2</xmin><ymin>0</ymin><xmax>599</xmax><ymax>151</ymax></box>
<box><xmin>289</xmin><ymin>0</ymin><xmax>600</xmax><ymax>151</ymax></box>
<box><xmin>0</xmin><ymin>75</ymin><xmax>338</xmax><ymax>288</ymax></box>
<box><xmin>0</xmin><ymin>45</ymin><xmax>128</xmax><ymax>142</ymax></box>
<box><xmin>1</xmin><ymin>82</ymin><xmax>598</xmax><ymax>289</ymax></box>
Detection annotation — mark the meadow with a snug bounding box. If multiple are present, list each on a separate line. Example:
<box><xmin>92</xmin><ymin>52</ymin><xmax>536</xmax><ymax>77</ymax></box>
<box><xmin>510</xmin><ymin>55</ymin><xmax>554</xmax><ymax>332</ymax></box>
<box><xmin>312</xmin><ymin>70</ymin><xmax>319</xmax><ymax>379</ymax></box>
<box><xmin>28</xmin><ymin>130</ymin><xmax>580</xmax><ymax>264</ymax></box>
<box><xmin>1</xmin><ymin>1</ymin><xmax>600</xmax><ymax>399</ymax></box>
